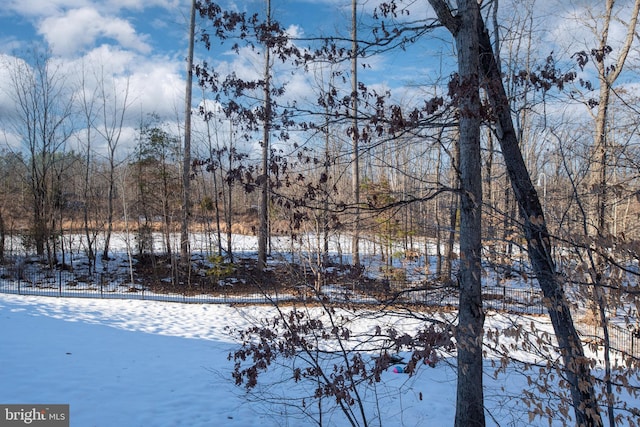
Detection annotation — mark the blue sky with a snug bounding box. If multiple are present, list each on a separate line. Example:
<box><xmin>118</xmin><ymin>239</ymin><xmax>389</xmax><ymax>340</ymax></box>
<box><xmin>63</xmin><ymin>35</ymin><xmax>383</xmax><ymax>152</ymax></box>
<box><xmin>0</xmin><ymin>0</ymin><xmax>448</xmax><ymax>157</ymax></box>
<box><xmin>0</xmin><ymin>0</ymin><xmax>378</xmax><ymax>69</ymax></box>
<box><xmin>0</xmin><ymin>0</ymin><xmax>444</xmax><ymax>93</ymax></box>
<box><xmin>0</xmin><ymin>2</ymin><xmax>318</xmax><ymax>151</ymax></box>
<box><xmin>0</xmin><ymin>0</ymin><xmax>638</xmax><ymax>158</ymax></box>
<box><xmin>0</xmin><ymin>1</ymin><xmax>355</xmax><ymax>57</ymax></box>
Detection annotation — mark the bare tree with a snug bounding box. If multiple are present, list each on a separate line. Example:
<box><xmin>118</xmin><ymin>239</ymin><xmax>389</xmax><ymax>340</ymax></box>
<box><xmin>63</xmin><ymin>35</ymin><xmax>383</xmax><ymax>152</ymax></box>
<box><xmin>94</xmin><ymin>69</ymin><xmax>131</xmax><ymax>261</ymax></box>
<box><xmin>587</xmin><ymin>0</ymin><xmax>640</xmax><ymax>238</ymax></box>
<box><xmin>568</xmin><ymin>2</ymin><xmax>640</xmax><ymax>424</ymax></box>
<box><xmin>136</xmin><ymin>122</ymin><xmax>181</xmax><ymax>258</ymax></box>
<box><xmin>3</xmin><ymin>50</ymin><xmax>74</xmax><ymax>264</ymax></box>
<box><xmin>476</xmin><ymin>14</ymin><xmax>604</xmax><ymax>427</ymax></box>
<box><xmin>181</xmin><ymin>0</ymin><xmax>197</xmax><ymax>260</ymax></box>
<box><xmin>257</xmin><ymin>0</ymin><xmax>273</xmax><ymax>272</ymax></box>
<box><xmin>0</xmin><ymin>150</ymin><xmax>28</xmax><ymax>261</ymax></box>
<box><xmin>351</xmin><ymin>0</ymin><xmax>361</xmax><ymax>268</ymax></box>
<box><xmin>426</xmin><ymin>1</ymin><xmax>485</xmax><ymax>425</ymax></box>
<box><xmin>443</xmin><ymin>132</ymin><xmax>460</xmax><ymax>284</ymax></box>
<box><xmin>426</xmin><ymin>0</ymin><xmax>607</xmax><ymax>424</ymax></box>
<box><xmin>77</xmin><ymin>61</ymin><xmax>100</xmax><ymax>273</ymax></box>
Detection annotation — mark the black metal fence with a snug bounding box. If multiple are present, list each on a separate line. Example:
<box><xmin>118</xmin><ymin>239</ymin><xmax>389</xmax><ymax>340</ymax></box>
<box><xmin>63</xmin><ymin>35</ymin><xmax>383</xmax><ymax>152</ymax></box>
<box><xmin>1</xmin><ymin>265</ymin><xmax>637</xmax><ymax>359</ymax></box>
<box><xmin>0</xmin><ymin>264</ymin><xmax>545</xmax><ymax>308</ymax></box>
<box><xmin>0</xmin><ymin>263</ymin><xmax>550</xmax><ymax>318</ymax></box>
<box><xmin>0</xmin><ymin>267</ymin><xmax>281</xmax><ymax>304</ymax></box>
<box><xmin>582</xmin><ymin>322</ymin><xmax>640</xmax><ymax>360</ymax></box>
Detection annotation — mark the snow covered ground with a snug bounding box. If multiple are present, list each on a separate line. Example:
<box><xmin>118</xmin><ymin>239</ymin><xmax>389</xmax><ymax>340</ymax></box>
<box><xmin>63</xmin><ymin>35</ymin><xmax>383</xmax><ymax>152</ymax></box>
<box><xmin>1</xmin><ymin>291</ymin><xmax>619</xmax><ymax>427</ymax></box>
<box><xmin>1</xmin><ymin>232</ymin><xmax>638</xmax><ymax>426</ymax></box>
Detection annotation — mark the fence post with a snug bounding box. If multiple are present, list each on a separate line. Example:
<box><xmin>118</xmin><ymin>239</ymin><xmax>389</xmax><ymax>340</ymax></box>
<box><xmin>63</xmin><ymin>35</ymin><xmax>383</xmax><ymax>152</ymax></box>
<box><xmin>502</xmin><ymin>286</ymin><xmax>506</xmax><ymax>312</ymax></box>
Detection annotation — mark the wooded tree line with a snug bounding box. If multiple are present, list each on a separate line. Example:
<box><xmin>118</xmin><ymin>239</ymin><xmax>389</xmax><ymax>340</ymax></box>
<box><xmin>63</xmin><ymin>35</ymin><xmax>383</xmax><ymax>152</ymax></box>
<box><xmin>1</xmin><ymin>0</ymin><xmax>640</xmax><ymax>424</ymax></box>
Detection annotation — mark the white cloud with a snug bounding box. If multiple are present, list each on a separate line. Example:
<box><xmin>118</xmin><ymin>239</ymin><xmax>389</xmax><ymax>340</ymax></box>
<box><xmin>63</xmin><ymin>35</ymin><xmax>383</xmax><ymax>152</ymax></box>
<box><xmin>79</xmin><ymin>45</ymin><xmax>138</xmax><ymax>75</ymax></box>
<box><xmin>0</xmin><ymin>55</ymin><xmax>28</xmax><ymax>119</ymax></box>
<box><xmin>71</xmin><ymin>47</ymin><xmax>186</xmax><ymax>128</ymax></box>
<box><xmin>100</xmin><ymin>0</ymin><xmax>182</xmax><ymax>13</ymax></box>
<box><xmin>542</xmin><ymin>1</ymin><xmax>640</xmax><ymax>60</ymax></box>
<box><xmin>2</xmin><ymin>0</ymin><xmax>90</xmax><ymax>17</ymax></box>
<box><xmin>38</xmin><ymin>7</ymin><xmax>151</xmax><ymax>57</ymax></box>
<box><xmin>285</xmin><ymin>24</ymin><xmax>304</xmax><ymax>39</ymax></box>
<box><xmin>0</xmin><ymin>129</ymin><xmax>22</xmax><ymax>151</ymax></box>
<box><xmin>0</xmin><ymin>57</ymin><xmax>24</xmax><ymax>151</ymax></box>
<box><xmin>2</xmin><ymin>0</ymin><xmax>182</xmax><ymax>17</ymax></box>
<box><xmin>128</xmin><ymin>62</ymin><xmax>185</xmax><ymax>117</ymax></box>
<box><xmin>0</xmin><ymin>45</ymin><xmax>187</xmax><ymax>158</ymax></box>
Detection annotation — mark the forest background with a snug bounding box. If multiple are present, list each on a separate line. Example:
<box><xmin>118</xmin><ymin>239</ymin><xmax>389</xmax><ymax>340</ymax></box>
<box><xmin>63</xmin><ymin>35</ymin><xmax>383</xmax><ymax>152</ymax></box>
<box><xmin>1</xmin><ymin>0</ymin><xmax>640</xmax><ymax>426</ymax></box>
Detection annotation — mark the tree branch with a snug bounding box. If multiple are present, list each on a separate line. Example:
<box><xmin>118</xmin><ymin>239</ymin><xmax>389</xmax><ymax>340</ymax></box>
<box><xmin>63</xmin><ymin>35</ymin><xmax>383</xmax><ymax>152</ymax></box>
<box><xmin>427</xmin><ymin>0</ymin><xmax>460</xmax><ymax>35</ymax></box>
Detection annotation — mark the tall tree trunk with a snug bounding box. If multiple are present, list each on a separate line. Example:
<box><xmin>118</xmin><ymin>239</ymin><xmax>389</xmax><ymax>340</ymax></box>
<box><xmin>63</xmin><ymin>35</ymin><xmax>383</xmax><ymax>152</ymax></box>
<box><xmin>435</xmin><ymin>146</ymin><xmax>443</xmax><ymax>277</ymax></box>
<box><xmin>181</xmin><ymin>0</ymin><xmax>196</xmax><ymax>260</ymax></box>
<box><xmin>502</xmin><ymin>175</ymin><xmax>513</xmax><ymax>279</ymax></box>
<box><xmin>427</xmin><ymin>1</ymin><xmax>486</xmax><ymax>425</ymax></box>
<box><xmin>257</xmin><ymin>0</ymin><xmax>272</xmax><ymax>272</ymax></box>
<box><xmin>98</xmin><ymin>75</ymin><xmax>130</xmax><ymax>263</ymax></box>
<box><xmin>452</xmin><ymin>1</ymin><xmax>485</xmax><ymax>425</ymax></box>
<box><xmin>79</xmin><ymin>66</ymin><xmax>97</xmax><ymax>273</ymax></box>
<box><xmin>82</xmin><ymin>151</ymin><xmax>96</xmax><ymax>273</ymax></box>
<box><xmin>351</xmin><ymin>0</ymin><xmax>361</xmax><ymax>267</ymax></box>
<box><xmin>226</xmin><ymin>121</ymin><xmax>234</xmax><ymax>262</ymax></box>
<box><xmin>590</xmin><ymin>0</ymin><xmax>639</xmax><ymax>237</ymax></box>
<box><xmin>161</xmin><ymin>162</ymin><xmax>172</xmax><ymax>257</ymax></box>
<box><xmin>477</xmin><ymin>17</ymin><xmax>603</xmax><ymax>427</ymax></box>
<box><xmin>586</xmin><ymin>4</ymin><xmax>640</xmax><ymax>423</ymax></box>
<box><xmin>444</xmin><ymin>137</ymin><xmax>460</xmax><ymax>284</ymax></box>
<box><xmin>210</xmin><ymin>121</ymin><xmax>225</xmax><ymax>258</ymax></box>
<box><xmin>102</xmin><ymin>163</ymin><xmax>114</xmax><ymax>261</ymax></box>
<box><xmin>323</xmin><ymin>113</ymin><xmax>331</xmax><ymax>267</ymax></box>
<box><xmin>213</xmin><ymin>154</ymin><xmax>223</xmax><ymax>257</ymax></box>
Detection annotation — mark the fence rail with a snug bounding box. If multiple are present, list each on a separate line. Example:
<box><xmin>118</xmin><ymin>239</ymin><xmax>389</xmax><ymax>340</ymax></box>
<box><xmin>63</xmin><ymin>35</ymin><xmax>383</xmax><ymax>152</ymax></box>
<box><xmin>0</xmin><ymin>268</ymin><xmax>282</xmax><ymax>304</ymax></box>
<box><xmin>581</xmin><ymin>322</ymin><xmax>640</xmax><ymax>360</ymax></box>
<box><xmin>1</xmin><ymin>265</ymin><xmax>637</xmax><ymax>359</ymax></box>
<box><xmin>0</xmin><ymin>266</ymin><xmax>544</xmax><ymax>310</ymax></box>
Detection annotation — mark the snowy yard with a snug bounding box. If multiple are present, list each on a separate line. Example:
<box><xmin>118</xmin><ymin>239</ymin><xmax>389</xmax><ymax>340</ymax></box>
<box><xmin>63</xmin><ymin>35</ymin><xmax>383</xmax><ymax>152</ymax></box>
<box><xmin>0</xmin><ymin>233</ymin><xmax>638</xmax><ymax>426</ymax></box>
<box><xmin>1</xmin><ymin>291</ymin><xmax>626</xmax><ymax>427</ymax></box>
